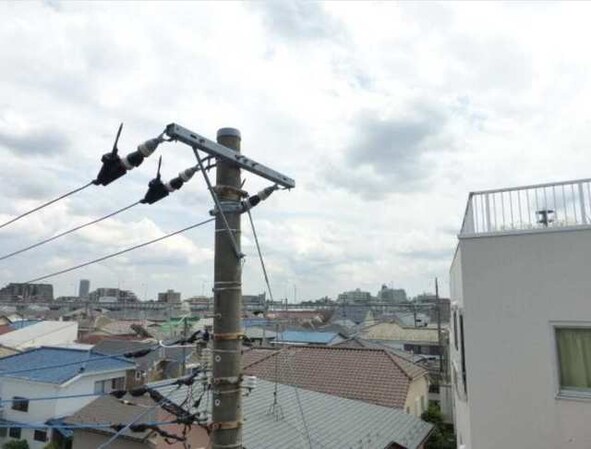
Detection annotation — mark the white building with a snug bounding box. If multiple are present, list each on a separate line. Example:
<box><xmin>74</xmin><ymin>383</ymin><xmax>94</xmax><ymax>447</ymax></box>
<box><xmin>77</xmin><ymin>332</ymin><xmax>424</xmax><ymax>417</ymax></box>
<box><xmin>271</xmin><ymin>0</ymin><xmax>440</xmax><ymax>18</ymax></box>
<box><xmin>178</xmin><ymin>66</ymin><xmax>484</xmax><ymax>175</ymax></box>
<box><xmin>0</xmin><ymin>346</ymin><xmax>135</xmax><ymax>449</ymax></box>
<box><xmin>0</xmin><ymin>321</ymin><xmax>78</xmax><ymax>350</ymax></box>
<box><xmin>450</xmin><ymin>178</ymin><xmax>591</xmax><ymax>449</ymax></box>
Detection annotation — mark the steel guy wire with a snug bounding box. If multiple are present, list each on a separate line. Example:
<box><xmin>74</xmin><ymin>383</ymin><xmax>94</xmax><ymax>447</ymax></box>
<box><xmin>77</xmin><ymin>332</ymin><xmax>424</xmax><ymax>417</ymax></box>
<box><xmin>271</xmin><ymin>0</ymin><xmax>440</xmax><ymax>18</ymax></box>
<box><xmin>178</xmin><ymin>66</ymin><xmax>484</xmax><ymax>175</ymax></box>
<box><xmin>0</xmin><ymin>420</ymin><xmax>181</xmax><ymax>430</ymax></box>
<box><xmin>0</xmin><ymin>201</ymin><xmax>141</xmax><ymax>262</ymax></box>
<box><xmin>246</xmin><ymin>209</ymin><xmax>275</xmax><ymax>305</ymax></box>
<box><xmin>23</xmin><ymin>217</ymin><xmax>215</xmax><ymax>283</ymax></box>
<box><xmin>194</xmin><ymin>148</ymin><xmax>243</xmax><ymax>259</ymax></box>
<box><xmin>0</xmin><ymin>181</ymin><xmax>94</xmax><ymax>230</ymax></box>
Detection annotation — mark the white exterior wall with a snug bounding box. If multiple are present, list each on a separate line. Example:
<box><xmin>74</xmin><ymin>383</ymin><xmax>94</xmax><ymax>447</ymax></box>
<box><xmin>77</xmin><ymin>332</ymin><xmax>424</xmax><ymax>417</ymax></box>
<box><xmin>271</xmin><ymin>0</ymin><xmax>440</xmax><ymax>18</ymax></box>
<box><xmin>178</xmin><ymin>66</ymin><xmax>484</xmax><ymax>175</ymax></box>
<box><xmin>0</xmin><ymin>369</ymin><xmax>130</xmax><ymax>449</ymax></box>
<box><xmin>450</xmin><ymin>227</ymin><xmax>591</xmax><ymax>449</ymax></box>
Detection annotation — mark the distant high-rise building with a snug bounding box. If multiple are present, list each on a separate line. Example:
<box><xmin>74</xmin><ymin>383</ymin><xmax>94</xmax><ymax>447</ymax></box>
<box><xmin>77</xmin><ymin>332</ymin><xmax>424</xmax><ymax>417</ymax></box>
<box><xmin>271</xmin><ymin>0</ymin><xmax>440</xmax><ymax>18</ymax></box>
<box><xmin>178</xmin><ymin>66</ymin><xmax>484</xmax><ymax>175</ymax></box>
<box><xmin>89</xmin><ymin>288</ymin><xmax>138</xmax><ymax>302</ymax></box>
<box><xmin>377</xmin><ymin>285</ymin><xmax>408</xmax><ymax>303</ymax></box>
<box><xmin>0</xmin><ymin>283</ymin><xmax>54</xmax><ymax>301</ymax></box>
<box><xmin>157</xmin><ymin>289</ymin><xmax>181</xmax><ymax>304</ymax></box>
<box><xmin>337</xmin><ymin>288</ymin><xmax>372</xmax><ymax>303</ymax></box>
<box><xmin>79</xmin><ymin>279</ymin><xmax>90</xmax><ymax>299</ymax></box>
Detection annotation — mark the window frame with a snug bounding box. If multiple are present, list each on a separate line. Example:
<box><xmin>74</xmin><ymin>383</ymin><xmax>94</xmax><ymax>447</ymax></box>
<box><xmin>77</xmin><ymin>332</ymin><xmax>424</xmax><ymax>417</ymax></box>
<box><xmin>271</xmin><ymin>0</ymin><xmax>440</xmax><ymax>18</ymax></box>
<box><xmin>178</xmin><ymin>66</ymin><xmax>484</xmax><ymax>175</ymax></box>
<box><xmin>11</xmin><ymin>396</ymin><xmax>29</xmax><ymax>412</ymax></box>
<box><xmin>552</xmin><ymin>321</ymin><xmax>591</xmax><ymax>400</ymax></box>
<box><xmin>34</xmin><ymin>429</ymin><xmax>48</xmax><ymax>442</ymax></box>
<box><xmin>8</xmin><ymin>427</ymin><xmax>21</xmax><ymax>439</ymax></box>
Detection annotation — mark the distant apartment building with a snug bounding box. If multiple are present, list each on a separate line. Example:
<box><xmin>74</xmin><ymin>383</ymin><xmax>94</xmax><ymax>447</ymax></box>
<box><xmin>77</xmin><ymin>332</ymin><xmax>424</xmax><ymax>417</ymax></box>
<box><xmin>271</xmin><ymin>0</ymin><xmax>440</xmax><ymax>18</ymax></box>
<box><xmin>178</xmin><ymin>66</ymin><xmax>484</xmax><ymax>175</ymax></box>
<box><xmin>450</xmin><ymin>178</ymin><xmax>591</xmax><ymax>449</ymax></box>
<box><xmin>337</xmin><ymin>288</ymin><xmax>372</xmax><ymax>303</ymax></box>
<box><xmin>157</xmin><ymin>289</ymin><xmax>181</xmax><ymax>303</ymax></box>
<box><xmin>78</xmin><ymin>279</ymin><xmax>90</xmax><ymax>299</ymax></box>
<box><xmin>88</xmin><ymin>287</ymin><xmax>138</xmax><ymax>302</ymax></box>
<box><xmin>377</xmin><ymin>285</ymin><xmax>408</xmax><ymax>303</ymax></box>
<box><xmin>0</xmin><ymin>283</ymin><xmax>53</xmax><ymax>301</ymax></box>
<box><xmin>242</xmin><ymin>293</ymin><xmax>266</xmax><ymax>310</ymax></box>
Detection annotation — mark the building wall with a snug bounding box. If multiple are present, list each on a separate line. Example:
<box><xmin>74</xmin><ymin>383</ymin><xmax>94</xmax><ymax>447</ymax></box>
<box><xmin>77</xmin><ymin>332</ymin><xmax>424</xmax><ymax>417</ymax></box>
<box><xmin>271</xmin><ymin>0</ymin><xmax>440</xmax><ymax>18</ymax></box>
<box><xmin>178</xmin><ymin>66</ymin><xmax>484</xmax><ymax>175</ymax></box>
<box><xmin>404</xmin><ymin>375</ymin><xmax>429</xmax><ymax>417</ymax></box>
<box><xmin>452</xmin><ymin>228</ymin><xmax>591</xmax><ymax>449</ymax></box>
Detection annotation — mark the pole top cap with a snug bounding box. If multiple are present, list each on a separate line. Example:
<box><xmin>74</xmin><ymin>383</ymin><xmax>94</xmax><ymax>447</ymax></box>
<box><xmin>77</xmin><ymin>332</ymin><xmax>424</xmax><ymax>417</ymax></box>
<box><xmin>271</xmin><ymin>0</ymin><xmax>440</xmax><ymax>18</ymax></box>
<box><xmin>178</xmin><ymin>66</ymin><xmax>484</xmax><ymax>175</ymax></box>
<box><xmin>217</xmin><ymin>128</ymin><xmax>241</xmax><ymax>139</ymax></box>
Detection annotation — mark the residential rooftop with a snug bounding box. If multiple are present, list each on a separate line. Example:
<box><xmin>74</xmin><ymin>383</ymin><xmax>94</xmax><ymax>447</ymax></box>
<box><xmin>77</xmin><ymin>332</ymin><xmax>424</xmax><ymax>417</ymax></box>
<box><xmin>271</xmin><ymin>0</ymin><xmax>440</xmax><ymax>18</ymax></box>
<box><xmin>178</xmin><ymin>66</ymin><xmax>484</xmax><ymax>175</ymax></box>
<box><xmin>243</xmin><ymin>345</ymin><xmax>427</xmax><ymax>409</ymax></box>
<box><xmin>460</xmin><ymin>177</ymin><xmax>591</xmax><ymax>237</ymax></box>
<box><xmin>0</xmin><ymin>346</ymin><xmax>135</xmax><ymax>384</ymax></box>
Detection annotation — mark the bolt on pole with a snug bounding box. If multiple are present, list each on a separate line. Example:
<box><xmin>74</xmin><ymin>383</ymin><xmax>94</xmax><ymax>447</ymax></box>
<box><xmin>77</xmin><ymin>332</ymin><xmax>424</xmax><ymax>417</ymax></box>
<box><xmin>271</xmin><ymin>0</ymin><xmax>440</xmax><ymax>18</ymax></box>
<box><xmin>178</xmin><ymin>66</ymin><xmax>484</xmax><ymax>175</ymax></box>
<box><xmin>212</xmin><ymin>127</ymin><xmax>243</xmax><ymax>449</ymax></box>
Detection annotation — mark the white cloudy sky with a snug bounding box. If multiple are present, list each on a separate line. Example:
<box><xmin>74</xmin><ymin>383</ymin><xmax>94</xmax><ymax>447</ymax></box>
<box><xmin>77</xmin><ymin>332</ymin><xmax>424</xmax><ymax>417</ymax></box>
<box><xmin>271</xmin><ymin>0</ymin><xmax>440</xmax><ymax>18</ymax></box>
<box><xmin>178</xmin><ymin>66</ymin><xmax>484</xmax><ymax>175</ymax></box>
<box><xmin>1</xmin><ymin>1</ymin><xmax>591</xmax><ymax>301</ymax></box>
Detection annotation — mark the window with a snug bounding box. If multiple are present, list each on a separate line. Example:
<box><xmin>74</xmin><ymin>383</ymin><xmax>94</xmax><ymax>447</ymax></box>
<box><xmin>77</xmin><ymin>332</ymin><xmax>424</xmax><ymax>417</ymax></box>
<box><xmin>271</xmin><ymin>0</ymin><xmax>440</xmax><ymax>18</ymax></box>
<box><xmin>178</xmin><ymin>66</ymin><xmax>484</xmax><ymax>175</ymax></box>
<box><xmin>0</xmin><ymin>428</ymin><xmax>6</xmax><ymax>437</ymax></box>
<box><xmin>34</xmin><ymin>430</ymin><xmax>47</xmax><ymax>442</ymax></box>
<box><xmin>135</xmin><ymin>370</ymin><xmax>144</xmax><ymax>381</ymax></box>
<box><xmin>556</xmin><ymin>327</ymin><xmax>591</xmax><ymax>395</ymax></box>
<box><xmin>9</xmin><ymin>427</ymin><xmax>21</xmax><ymax>439</ymax></box>
<box><xmin>12</xmin><ymin>397</ymin><xmax>29</xmax><ymax>412</ymax></box>
<box><xmin>459</xmin><ymin>313</ymin><xmax>467</xmax><ymax>394</ymax></box>
<box><xmin>95</xmin><ymin>377</ymin><xmax>125</xmax><ymax>394</ymax></box>
<box><xmin>420</xmin><ymin>395</ymin><xmax>426</xmax><ymax>414</ymax></box>
<box><xmin>111</xmin><ymin>377</ymin><xmax>125</xmax><ymax>390</ymax></box>
<box><xmin>405</xmin><ymin>407</ymin><xmax>410</xmax><ymax>414</ymax></box>
<box><xmin>94</xmin><ymin>379</ymin><xmax>107</xmax><ymax>394</ymax></box>
<box><xmin>453</xmin><ymin>310</ymin><xmax>458</xmax><ymax>350</ymax></box>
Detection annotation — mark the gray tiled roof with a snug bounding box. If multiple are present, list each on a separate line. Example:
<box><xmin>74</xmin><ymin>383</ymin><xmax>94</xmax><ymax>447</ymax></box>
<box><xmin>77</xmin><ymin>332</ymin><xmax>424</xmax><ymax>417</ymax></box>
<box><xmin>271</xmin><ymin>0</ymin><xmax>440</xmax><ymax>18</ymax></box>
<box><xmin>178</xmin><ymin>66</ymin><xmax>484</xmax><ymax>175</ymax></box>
<box><xmin>243</xmin><ymin>380</ymin><xmax>432</xmax><ymax>449</ymax></box>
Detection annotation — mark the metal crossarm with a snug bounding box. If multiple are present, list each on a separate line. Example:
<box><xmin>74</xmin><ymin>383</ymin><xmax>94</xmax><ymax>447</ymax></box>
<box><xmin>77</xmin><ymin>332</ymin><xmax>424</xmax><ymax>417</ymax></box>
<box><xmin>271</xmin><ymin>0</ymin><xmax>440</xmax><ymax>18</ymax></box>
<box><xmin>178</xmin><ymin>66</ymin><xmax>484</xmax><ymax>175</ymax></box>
<box><xmin>164</xmin><ymin>123</ymin><xmax>295</xmax><ymax>189</ymax></box>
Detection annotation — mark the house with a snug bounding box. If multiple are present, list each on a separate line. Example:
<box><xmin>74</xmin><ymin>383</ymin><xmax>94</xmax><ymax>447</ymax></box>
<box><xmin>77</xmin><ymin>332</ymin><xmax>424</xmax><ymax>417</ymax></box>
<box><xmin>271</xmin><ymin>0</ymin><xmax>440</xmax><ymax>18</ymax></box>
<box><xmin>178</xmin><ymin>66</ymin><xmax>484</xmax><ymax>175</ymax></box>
<box><xmin>66</xmin><ymin>377</ymin><xmax>432</xmax><ymax>449</ymax></box>
<box><xmin>65</xmin><ymin>393</ymin><xmax>201</xmax><ymax>449</ymax></box>
<box><xmin>274</xmin><ymin>330</ymin><xmax>345</xmax><ymax>346</ymax></box>
<box><xmin>244</xmin><ymin>326</ymin><xmax>277</xmax><ymax>345</ymax></box>
<box><xmin>92</xmin><ymin>339</ymin><xmax>200</xmax><ymax>387</ymax></box>
<box><xmin>0</xmin><ymin>321</ymin><xmax>78</xmax><ymax>350</ymax></box>
<box><xmin>450</xmin><ymin>178</ymin><xmax>591</xmax><ymax>449</ymax></box>
<box><xmin>243</xmin><ymin>345</ymin><xmax>429</xmax><ymax>416</ymax></box>
<box><xmin>0</xmin><ymin>346</ymin><xmax>135</xmax><ymax>449</ymax></box>
<box><xmin>329</xmin><ymin>303</ymin><xmax>376</xmax><ymax>329</ymax></box>
<box><xmin>360</xmin><ymin>321</ymin><xmax>441</xmax><ymax>356</ymax></box>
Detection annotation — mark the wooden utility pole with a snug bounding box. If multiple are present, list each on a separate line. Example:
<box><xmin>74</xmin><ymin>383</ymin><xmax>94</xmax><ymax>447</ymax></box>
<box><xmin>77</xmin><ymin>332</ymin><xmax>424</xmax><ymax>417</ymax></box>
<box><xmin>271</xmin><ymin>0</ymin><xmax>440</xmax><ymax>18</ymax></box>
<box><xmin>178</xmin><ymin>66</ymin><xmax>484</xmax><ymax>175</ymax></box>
<box><xmin>212</xmin><ymin>128</ymin><xmax>243</xmax><ymax>449</ymax></box>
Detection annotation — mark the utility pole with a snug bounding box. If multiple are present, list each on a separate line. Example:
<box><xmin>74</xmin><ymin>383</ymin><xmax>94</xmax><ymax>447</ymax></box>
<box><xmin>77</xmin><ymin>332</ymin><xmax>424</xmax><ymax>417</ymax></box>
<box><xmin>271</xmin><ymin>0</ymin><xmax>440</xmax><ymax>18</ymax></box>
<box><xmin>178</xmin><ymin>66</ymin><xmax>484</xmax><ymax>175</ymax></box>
<box><xmin>436</xmin><ymin>277</ymin><xmax>443</xmax><ymax>374</ymax></box>
<box><xmin>212</xmin><ymin>128</ymin><xmax>243</xmax><ymax>449</ymax></box>
<box><xmin>163</xmin><ymin>122</ymin><xmax>294</xmax><ymax>449</ymax></box>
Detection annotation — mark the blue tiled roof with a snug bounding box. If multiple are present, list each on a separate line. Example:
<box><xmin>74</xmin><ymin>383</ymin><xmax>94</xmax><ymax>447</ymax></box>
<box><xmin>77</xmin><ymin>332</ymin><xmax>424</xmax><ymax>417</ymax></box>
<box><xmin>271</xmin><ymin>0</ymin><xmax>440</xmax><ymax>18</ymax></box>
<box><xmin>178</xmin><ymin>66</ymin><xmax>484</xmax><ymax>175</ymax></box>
<box><xmin>0</xmin><ymin>347</ymin><xmax>135</xmax><ymax>384</ymax></box>
<box><xmin>9</xmin><ymin>320</ymin><xmax>41</xmax><ymax>330</ymax></box>
<box><xmin>277</xmin><ymin>330</ymin><xmax>338</xmax><ymax>344</ymax></box>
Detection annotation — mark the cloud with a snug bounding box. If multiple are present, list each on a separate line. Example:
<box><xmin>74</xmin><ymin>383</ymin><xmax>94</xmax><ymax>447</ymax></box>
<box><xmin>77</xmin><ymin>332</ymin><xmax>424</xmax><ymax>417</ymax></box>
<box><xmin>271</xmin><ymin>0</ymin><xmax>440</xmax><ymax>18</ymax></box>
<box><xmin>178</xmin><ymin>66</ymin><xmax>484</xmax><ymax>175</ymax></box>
<box><xmin>325</xmin><ymin>104</ymin><xmax>449</xmax><ymax>199</ymax></box>
<box><xmin>251</xmin><ymin>1</ymin><xmax>343</xmax><ymax>42</ymax></box>
<box><xmin>0</xmin><ymin>127</ymin><xmax>69</xmax><ymax>155</ymax></box>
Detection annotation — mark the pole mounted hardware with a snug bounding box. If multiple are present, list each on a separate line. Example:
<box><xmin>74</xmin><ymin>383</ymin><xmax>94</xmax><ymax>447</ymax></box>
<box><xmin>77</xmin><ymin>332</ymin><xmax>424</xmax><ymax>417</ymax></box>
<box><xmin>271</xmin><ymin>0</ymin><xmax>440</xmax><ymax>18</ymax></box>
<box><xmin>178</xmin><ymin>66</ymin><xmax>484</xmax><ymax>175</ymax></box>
<box><xmin>164</xmin><ymin>123</ymin><xmax>295</xmax><ymax>189</ymax></box>
<box><xmin>94</xmin><ymin>123</ymin><xmax>166</xmax><ymax>186</ymax></box>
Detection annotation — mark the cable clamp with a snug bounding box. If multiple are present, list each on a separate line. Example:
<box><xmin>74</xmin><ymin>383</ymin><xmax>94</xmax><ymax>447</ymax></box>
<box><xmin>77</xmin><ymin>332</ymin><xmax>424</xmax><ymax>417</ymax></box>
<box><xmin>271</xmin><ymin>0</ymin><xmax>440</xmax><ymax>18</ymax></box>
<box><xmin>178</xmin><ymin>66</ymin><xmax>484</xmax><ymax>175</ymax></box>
<box><xmin>212</xmin><ymin>286</ymin><xmax>241</xmax><ymax>292</ymax></box>
<box><xmin>210</xmin><ymin>201</ymin><xmax>243</xmax><ymax>216</ymax></box>
<box><xmin>213</xmin><ymin>185</ymin><xmax>248</xmax><ymax>199</ymax></box>
<box><xmin>212</xmin><ymin>377</ymin><xmax>241</xmax><ymax>385</ymax></box>
<box><xmin>208</xmin><ymin>420</ymin><xmax>243</xmax><ymax>431</ymax></box>
<box><xmin>213</xmin><ymin>332</ymin><xmax>244</xmax><ymax>341</ymax></box>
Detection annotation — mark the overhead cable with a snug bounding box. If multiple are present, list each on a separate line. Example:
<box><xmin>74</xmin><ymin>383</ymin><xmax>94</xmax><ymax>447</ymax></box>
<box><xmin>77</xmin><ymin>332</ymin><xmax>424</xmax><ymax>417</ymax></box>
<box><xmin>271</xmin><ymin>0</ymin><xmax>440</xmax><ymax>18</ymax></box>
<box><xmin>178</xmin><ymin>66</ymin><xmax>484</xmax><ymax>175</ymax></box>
<box><xmin>23</xmin><ymin>217</ymin><xmax>215</xmax><ymax>284</ymax></box>
<box><xmin>0</xmin><ymin>201</ymin><xmax>140</xmax><ymax>262</ymax></box>
<box><xmin>0</xmin><ymin>181</ymin><xmax>94</xmax><ymax>231</ymax></box>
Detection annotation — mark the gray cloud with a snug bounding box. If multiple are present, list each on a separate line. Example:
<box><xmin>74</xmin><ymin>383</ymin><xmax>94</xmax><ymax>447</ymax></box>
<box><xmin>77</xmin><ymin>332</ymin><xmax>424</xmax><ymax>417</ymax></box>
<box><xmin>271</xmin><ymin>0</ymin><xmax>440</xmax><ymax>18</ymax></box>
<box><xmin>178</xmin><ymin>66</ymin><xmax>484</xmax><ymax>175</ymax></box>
<box><xmin>252</xmin><ymin>1</ymin><xmax>342</xmax><ymax>42</ymax></box>
<box><xmin>0</xmin><ymin>128</ymin><xmax>69</xmax><ymax>155</ymax></box>
<box><xmin>325</xmin><ymin>105</ymin><xmax>448</xmax><ymax>199</ymax></box>
<box><xmin>399</xmin><ymin>248</ymin><xmax>453</xmax><ymax>261</ymax></box>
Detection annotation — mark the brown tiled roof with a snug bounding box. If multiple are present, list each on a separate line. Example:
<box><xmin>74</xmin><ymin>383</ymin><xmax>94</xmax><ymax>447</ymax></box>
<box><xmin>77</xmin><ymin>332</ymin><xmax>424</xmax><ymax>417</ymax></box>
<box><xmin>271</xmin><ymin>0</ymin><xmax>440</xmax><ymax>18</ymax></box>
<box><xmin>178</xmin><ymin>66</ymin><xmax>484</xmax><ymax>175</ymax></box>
<box><xmin>242</xmin><ymin>347</ymin><xmax>279</xmax><ymax>368</ymax></box>
<box><xmin>243</xmin><ymin>345</ymin><xmax>427</xmax><ymax>409</ymax></box>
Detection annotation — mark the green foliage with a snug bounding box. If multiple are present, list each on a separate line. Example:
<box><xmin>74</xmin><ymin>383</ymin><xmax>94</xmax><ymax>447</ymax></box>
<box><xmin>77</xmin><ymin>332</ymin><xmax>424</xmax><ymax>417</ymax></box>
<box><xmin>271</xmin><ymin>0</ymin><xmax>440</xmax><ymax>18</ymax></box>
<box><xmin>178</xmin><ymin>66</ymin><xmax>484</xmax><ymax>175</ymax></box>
<box><xmin>3</xmin><ymin>440</ymin><xmax>30</xmax><ymax>449</ymax></box>
<box><xmin>43</xmin><ymin>442</ymin><xmax>62</xmax><ymax>449</ymax></box>
<box><xmin>421</xmin><ymin>403</ymin><xmax>456</xmax><ymax>449</ymax></box>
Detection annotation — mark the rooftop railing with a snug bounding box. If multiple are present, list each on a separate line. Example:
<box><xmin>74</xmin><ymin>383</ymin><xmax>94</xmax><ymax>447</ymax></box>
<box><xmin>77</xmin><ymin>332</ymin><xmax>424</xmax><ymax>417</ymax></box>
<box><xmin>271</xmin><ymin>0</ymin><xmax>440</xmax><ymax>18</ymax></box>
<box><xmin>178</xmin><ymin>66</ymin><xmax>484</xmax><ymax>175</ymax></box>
<box><xmin>460</xmin><ymin>178</ymin><xmax>591</xmax><ymax>236</ymax></box>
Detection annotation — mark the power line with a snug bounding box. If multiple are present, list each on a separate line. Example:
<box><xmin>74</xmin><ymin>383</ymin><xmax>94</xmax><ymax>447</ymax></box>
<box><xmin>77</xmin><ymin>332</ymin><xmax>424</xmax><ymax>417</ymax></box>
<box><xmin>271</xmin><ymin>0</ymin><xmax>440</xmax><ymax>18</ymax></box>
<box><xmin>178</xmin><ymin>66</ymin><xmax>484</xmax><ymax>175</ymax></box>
<box><xmin>0</xmin><ymin>181</ymin><xmax>94</xmax><ymax>231</ymax></box>
<box><xmin>0</xmin><ymin>419</ymin><xmax>181</xmax><ymax>430</ymax></box>
<box><xmin>23</xmin><ymin>217</ymin><xmax>215</xmax><ymax>283</ymax></box>
<box><xmin>0</xmin><ymin>201</ymin><xmax>140</xmax><ymax>262</ymax></box>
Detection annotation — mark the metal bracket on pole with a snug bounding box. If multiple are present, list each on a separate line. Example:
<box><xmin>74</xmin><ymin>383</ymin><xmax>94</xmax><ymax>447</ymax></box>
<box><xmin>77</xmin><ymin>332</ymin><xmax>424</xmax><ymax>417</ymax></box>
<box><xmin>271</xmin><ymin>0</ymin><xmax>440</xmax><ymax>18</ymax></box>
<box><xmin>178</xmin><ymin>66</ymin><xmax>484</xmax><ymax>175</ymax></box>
<box><xmin>165</xmin><ymin>123</ymin><xmax>295</xmax><ymax>189</ymax></box>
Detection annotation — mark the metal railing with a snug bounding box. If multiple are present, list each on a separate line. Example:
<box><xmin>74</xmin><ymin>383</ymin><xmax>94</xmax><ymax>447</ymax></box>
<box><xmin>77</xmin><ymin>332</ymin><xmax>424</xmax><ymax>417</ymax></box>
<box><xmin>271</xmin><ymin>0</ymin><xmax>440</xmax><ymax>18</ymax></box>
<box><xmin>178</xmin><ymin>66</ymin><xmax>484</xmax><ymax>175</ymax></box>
<box><xmin>460</xmin><ymin>178</ymin><xmax>591</xmax><ymax>235</ymax></box>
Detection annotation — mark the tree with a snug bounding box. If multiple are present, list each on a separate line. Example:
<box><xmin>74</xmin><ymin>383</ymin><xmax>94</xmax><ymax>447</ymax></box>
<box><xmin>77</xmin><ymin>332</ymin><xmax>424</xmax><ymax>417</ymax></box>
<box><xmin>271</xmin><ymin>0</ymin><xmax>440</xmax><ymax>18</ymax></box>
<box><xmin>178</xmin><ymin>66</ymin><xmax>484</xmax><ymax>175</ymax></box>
<box><xmin>3</xmin><ymin>440</ymin><xmax>29</xmax><ymax>449</ymax></box>
<box><xmin>421</xmin><ymin>403</ymin><xmax>456</xmax><ymax>449</ymax></box>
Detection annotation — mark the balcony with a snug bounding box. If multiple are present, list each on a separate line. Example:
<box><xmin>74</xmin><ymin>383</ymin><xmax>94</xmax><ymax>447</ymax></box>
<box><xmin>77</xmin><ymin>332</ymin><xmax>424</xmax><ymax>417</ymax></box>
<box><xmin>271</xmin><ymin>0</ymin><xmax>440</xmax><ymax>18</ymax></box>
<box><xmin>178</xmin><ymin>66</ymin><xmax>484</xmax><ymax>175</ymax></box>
<box><xmin>460</xmin><ymin>178</ymin><xmax>591</xmax><ymax>237</ymax></box>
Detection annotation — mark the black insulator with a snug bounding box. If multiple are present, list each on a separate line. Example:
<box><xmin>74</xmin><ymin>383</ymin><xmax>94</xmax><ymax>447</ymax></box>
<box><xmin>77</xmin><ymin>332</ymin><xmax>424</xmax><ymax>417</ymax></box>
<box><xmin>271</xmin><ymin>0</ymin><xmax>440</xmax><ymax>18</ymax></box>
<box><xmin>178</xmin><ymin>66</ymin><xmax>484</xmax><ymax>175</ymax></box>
<box><xmin>141</xmin><ymin>178</ymin><xmax>169</xmax><ymax>205</ymax></box>
<box><xmin>94</xmin><ymin>153</ymin><xmax>126</xmax><ymax>186</ymax></box>
<box><xmin>125</xmin><ymin>348</ymin><xmax>152</xmax><ymax>358</ymax></box>
<box><xmin>169</xmin><ymin>176</ymin><xmax>184</xmax><ymax>190</ymax></box>
<box><xmin>126</xmin><ymin>150</ymin><xmax>145</xmax><ymax>168</ymax></box>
